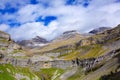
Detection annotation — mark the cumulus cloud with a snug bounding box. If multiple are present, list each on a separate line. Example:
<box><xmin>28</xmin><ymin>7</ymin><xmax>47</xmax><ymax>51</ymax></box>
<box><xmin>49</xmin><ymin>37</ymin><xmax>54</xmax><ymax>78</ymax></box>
<box><xmin>0</xmin><ymin>0</ymin><xmax>120</xmax><ymax>40</ymax></box>
<box><xmin>8</xmin><ymin>22</ymin><xmax>58</xmax><ymax>41</ymax></box>
<box><xmin>17</xmin><ymin>4</ymin><xmax>39</xmax><ymax>23</ymax></box>
<box><xmin>0</xmin><ymin>0</ymin><xmax>30</xmax><ymax>9</ymax></box>
<box><xmin>0</xmin><ymin>24</ymin><xmax>10</xmax><ymax>31</ymax></box>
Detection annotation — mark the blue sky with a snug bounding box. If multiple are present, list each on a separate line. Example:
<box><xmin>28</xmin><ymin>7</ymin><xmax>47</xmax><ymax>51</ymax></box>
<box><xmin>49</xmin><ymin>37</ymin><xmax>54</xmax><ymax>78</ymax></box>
<box><xmin>0</xmin><ymin>0</ymin><xmax>120</xmax><ymax>41</ymax></box>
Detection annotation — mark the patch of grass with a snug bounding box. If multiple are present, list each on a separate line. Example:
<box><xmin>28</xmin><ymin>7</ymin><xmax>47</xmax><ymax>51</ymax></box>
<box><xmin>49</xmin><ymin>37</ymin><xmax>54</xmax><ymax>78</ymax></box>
<box><xmin>79</xmin><ymin>44</ymin><xmax>107</xmax><ymax>59</ymax></box>
<box><xmin>58</xmin><ymin>53</ymin><xmax>70</xmax><ymax>58</ymax></box>
<box><xmin>0</xmin><ymin>47</ymin><xmax>6</xmax><ymax>51</ymax></box>
<box><xmin>63</xmin><ymin>51</ymin><xmax>80</xmax><ymax>60</ymax></box>
<box><xmin>10</xmin><ymin>50</ymin><xmax>23</xmax><ymax>54</ymax></box>
<box><xmin>50</xmin><ymin>48</ymin><xmax>73</xmax><ymax>53</ymax></box>
<box><xmin>0</xmin><ymin>64</ymin><xmax>15</xmax><ymax>80</ymax></box>
<box><xmin>35</xmin><ymin>68</ymin><xmax>64</xmax><ymax>80</ymax></box>
<box><xmin>62</xmin><ymin>45</ymin><xmax>92</xmax><ymax>60</ymax></box>
<box><xmin>0</xmin><ymin>64</ymin><xmax>41</xmax><ymax>80</ymax></box>
<box><xmin>57</xmin><ymin>44</ymin><xmax>107</xmax><ymax>60</ymax></box>
<box><xmin>62</xmin><ymin>45</ymin><xmax>106</xmax><ymax>60</ymax></box>
<box><xmin>0</xmin><ymin>39</ymin><xmax>10</xmax><ymax>44</ymax></box>
<box><xmin>77</xmin><ymin>45</ymin><xmax>91</xmax><ymax>50</ymax></box>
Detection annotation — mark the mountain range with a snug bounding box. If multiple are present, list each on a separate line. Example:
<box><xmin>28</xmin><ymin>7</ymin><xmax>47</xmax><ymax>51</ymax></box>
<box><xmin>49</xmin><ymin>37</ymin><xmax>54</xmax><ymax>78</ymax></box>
<box><xmin>0</xmin><ymin>25</ymin><xmax>120</xmax><ymax>80</ymax></box>
<box><xmin>17</xmin><ymin>27</ymin><xmax>111</xmax><ymax>49</ymax></box>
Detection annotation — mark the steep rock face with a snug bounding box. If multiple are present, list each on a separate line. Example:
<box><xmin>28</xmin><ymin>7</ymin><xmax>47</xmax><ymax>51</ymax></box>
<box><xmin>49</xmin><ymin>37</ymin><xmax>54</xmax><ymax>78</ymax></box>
<box><xmin>0</xmin><ymin>30</ymin><xmax>10</xmax><ymax>41</ymax></box>
<box><xmin>89</xmin><ymin>27</ymin><xmax>111</xmax><ymax>34</ymax></box>
<box><xmin>17</xmin><ymin>36</ymin><xmax>49</xmax><ymax>48</ymax></box>
<box><xmin>78</xmin><ymin>38</ymin><xmax>96</xmax><ymax>46</ymax></box>
<box><xmin>0</xmin><ymin>31</ymin><xmax>10</xmax><ymax>47</ymax></box>
<box><xmin>77</xmin><ymin>24</ymin><xmax>120</xmax><ymax>46</ymax></box>
<box><xmin>78</xmin><ymin>48</ymin><xmax>120</xmax><ymax>73</ymax></box>
<box><xmin>0</xmin><ymin>30</ymin><xmax>21</xmax><ymax>58</ymax></box>
<box><xmin>94</xmin><ymin>24</ymin><xmax>120</xmax><ymax>44</ymax></box>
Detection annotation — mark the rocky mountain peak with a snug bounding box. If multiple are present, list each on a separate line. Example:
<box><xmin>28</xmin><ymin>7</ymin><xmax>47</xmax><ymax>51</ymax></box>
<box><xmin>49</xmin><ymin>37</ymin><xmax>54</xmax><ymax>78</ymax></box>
<box><xmin>89</xmin><ymin>27</ymin><xmax>111</xmax><ymax>34</ymax></box>
<box><xmin>32</xmin><ymin>36</ymin><xmax>48</xmax><ymax>43</ymax></box>
<box><xmin>53</xmin><ymin>30</ymin><xmax>81</xmax><ymax>41</ymax></box>
<box><xmin>17</xmin><ymin>36</ymin><xmax>49</xmax><ymax>48</ymax></box>
<box><xmin>63</xmin><ymin>30</ymin><xmax>79</xmax><ymax>34</ymax></box>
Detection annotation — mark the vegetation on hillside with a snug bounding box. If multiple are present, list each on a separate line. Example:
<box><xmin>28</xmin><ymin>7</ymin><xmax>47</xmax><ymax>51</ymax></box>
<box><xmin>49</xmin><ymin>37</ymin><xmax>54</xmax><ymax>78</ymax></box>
<box><xmin>0</xmin><ymin>64</ymin><xmax>41</xmax><ymax>80</ymax></box>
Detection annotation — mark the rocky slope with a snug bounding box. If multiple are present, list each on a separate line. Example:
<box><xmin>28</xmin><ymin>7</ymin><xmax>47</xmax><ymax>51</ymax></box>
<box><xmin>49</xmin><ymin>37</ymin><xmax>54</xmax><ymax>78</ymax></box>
<box><xmin>0</xmin><ymin>30</ymin><xmax>38</xmax><ymax>80</ymax></box>
<box><xmin>0</xmin><ymin>30</ymin><xmax>73</xmax><ymax>80</ymax></box>
<box><xmin>0</xmin><ymin>30</ymin><xmax>22</xmax><ymax>58</ymax></box>
<box><xmin>0</xmin><ymin>30</ymin><xmax>10</xmax><ymax>41</ymax></box>
<box><xmin>53</xmin><ymin>30</ymin><xmax>81</xmax><ymax>41</ymax></box>
<box><xmin>29</xmin><ymin>30</ymin><xmax>90</xmax><ymax>54</ymax></box>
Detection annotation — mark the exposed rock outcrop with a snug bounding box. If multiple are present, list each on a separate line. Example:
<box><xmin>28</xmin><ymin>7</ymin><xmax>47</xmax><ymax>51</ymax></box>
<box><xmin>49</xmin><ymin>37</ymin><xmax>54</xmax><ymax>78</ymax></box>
<box><xmin>0</xmin><ymin>30</ymin><xmax>22</xmax><ymax>59</ymax></box>
<box><xmin>89</xmin><ymin>27</ymin><xmax>111</xmax><ymax>34</ymax></box>
<box><xmin>76</xmin><ymin>24</ymin><xmax>120</xmax><ymax>46</ymax></box>
<box><xmin>0</xmin><ymin>30</ymin><xmax>10</xmax><ymax>41</ymax></box>
<box><xmin>75</xmin><ymin>48</ymin><xmax>120</xmax><ymax>73</ymax></box>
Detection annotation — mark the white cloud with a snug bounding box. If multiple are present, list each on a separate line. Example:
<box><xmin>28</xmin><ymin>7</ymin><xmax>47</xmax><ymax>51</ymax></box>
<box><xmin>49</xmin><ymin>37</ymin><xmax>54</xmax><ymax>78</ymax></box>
<box><xmin>17</xmin><ymin>4</ymin><xmax>39</xmax><ymax>23</ymax></box>
<box><xmin>0</xmin><ymin>24</ymin><xmax>10</xmax><ymax>31</ymax></box>
<box><xmin>0</xmin><ymin>0</ymin><xmax>30</xmax><ymax>9</ymax></box>
<box><xmin>8</xmin><ymin>22</ymin><xmax>58</xmax><ymax>41</ymax></box>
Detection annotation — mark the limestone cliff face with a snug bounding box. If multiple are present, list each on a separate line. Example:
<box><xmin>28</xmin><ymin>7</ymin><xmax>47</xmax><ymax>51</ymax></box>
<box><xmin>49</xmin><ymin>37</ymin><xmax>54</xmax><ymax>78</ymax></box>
<box><xmin>76</xmin><ymin>24</ymin><xmax>120</xmax><ymax>46</ymax></box>
<box><xmin>77</xmin><ymin>48</ymin><xmax>120</xmax><ymax>73</ymax></box>
<box><xmin>78</xmin><ymin>37</ymin><xmax>96</xmax><ymax>46</ymax></box>
<box><xmin>0</xmin><ymin>30</ymin><xmax>21</xmax><ymax>59</ymax></box>
<box><xmin>0</xmin><ymin>30</ymin><xmax>10</xmax><ymax>47</ymax></box>
<box><xmin>0</xmin><ymin>30</ymin><xmax>10</xmax><ymax>41</ymax></box>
